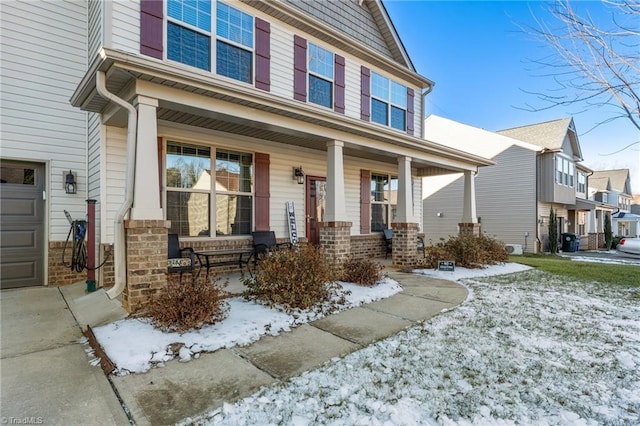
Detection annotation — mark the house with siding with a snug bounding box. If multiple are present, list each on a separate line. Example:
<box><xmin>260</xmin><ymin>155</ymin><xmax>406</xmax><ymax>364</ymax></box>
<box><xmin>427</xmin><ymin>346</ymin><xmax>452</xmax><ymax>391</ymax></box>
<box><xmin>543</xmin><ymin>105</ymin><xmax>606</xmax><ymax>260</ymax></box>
<box><xmin>1</xmin><ymin>0</ymin><xmax>493</xmax><ymax>311</ymax></box>
<box><xmin>422</xmin><ymin>116</ymin><xmax>595</xmax><ymax>253</ymax></box>
<box><xmin>589</xmin><ymin>169</ymin><xmax>638</xmax><ymax>237</ymax></box>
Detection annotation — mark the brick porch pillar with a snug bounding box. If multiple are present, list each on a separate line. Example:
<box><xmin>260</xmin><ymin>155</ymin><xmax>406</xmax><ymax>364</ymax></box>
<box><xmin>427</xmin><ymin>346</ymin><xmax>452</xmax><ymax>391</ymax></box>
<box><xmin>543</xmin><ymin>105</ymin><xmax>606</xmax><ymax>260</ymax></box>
<box><xmin>391</xmin><ymin>222</ymin><xmax>419</xmax><ymax>267</ymax></box>
<box><xmin>123</xmin><ymin>219</ymin><xmax>170</xmax><ymax>313</ymax></box>
<box><xmin>459</xmin><ymin>222</ymin><xmax>481</xmax><ymax>236</ymax></box>
<box><xmin>320</xmin><ymin>221</ymin><xmax>352</xmax><ymax>265</ymax></box>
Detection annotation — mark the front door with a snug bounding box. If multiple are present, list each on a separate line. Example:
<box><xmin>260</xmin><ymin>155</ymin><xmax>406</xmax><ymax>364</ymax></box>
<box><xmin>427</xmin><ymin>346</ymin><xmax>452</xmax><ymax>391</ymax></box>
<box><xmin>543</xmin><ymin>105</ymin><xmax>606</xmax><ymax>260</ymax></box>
<box><xmin>306</xmin><ymin>176</ymin><xmax>326</xmax><ymax>244</ymax></box>
<box><xmin>0</xmin><ymin>161</ymin><xmax>45</xmax><ymax>288</ymax></box>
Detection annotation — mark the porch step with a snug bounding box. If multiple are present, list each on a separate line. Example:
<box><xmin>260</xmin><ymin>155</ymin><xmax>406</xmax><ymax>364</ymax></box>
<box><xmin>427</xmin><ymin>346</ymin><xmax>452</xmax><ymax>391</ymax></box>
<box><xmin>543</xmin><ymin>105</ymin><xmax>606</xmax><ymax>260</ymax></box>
<box><xmin>59</xmin><ymin>281</ymin><xmax>128</xmax><ymax>330</ymax></box>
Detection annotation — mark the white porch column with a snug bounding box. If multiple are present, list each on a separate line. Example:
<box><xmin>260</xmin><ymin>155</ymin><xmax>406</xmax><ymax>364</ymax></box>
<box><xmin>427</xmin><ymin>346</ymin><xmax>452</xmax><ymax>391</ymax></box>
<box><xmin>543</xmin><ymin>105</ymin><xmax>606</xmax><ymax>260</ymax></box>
<box><xmin>324</xmin><ymin>140</ymin><xmax>347</xmax><ymax>222</ymax></box>
<box><xmin>395</xmin><ymin>156</ymin><xmax>414</xmax><ymax>223</ymax></box>
<box><xmin>462</xmin><ymin>170</ymin><xmax>478</xmax><ymax>223</ymax></box>
<box><xmin>131</xmin><ymin>95</ymin><xmax>163</xmax><ymax>219</ymax></box>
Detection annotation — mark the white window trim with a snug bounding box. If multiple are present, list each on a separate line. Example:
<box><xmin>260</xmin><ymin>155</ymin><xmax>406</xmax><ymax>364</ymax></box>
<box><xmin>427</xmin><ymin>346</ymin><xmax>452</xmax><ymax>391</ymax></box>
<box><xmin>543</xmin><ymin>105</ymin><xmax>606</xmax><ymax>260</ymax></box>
<box><xmin>370</xmin><ymin>71</ymin><xmax>407</xmax><ymax>131</ymax></box>
<box><xmin>307</xmin><ymin>42</ymin><xmax>334</xmax><ymax>109</ymax></box>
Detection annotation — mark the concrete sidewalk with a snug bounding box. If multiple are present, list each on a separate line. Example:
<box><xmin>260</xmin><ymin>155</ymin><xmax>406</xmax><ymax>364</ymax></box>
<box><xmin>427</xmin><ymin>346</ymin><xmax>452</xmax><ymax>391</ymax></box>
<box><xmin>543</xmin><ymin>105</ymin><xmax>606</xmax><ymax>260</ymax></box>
<box><xmin>110</xmin><ymin>271</ymin><xmax>468</xmax><ymax>425</ymax></box>
<box><xmin>0</xmin><ymin>270</ymin><xmax>467</xmax><ymax>425</ymax></box>
<box><xmin>0</xmin><ymin>286</ymin><xmax>129</xmax><ymax>425</ymax></box>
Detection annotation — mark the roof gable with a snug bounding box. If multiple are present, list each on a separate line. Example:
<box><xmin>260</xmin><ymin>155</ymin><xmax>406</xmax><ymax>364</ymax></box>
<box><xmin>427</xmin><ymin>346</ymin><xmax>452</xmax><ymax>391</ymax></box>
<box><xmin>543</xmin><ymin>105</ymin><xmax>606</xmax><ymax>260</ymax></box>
<box><xmin>496</xmin><ymin>117</ymin><xmax>583</xmax><ymax>160</ymax></box>
<box><xmin>282</xmin><ymin>0</ymin><xmax>414</xmax><ymax>70</ymax></box>
<box><xmin>589</xmin><ymin>176</ymin><xmax>612</xmax><ymax>192</ymax></box>
<box><xmin>591</xmin><ymin>169</ymin><xmax>632</xmax><ymax>194</ymax></box>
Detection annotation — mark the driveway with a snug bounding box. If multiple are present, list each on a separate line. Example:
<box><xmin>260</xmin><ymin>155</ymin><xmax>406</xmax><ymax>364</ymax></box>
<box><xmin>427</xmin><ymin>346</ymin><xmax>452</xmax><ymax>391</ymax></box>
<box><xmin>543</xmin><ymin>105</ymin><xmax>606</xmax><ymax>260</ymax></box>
<box><xmin>0</xmin><ymin>286</ymin><xmax>128</xmax><ymax>424</ymax></box>
<box><xmin>558</xmin><ymin>249</ymin><xmax>640</xmax><ymax>265</ymax></box>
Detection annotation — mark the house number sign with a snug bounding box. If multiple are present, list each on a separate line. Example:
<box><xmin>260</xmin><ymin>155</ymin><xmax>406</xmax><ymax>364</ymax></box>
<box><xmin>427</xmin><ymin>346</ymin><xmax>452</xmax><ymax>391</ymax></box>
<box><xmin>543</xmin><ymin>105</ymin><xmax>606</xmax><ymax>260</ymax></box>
<box><xmin>438</xmin><ymin>261</ymin><xmax>455</xmax><ymax>272</ymax></box>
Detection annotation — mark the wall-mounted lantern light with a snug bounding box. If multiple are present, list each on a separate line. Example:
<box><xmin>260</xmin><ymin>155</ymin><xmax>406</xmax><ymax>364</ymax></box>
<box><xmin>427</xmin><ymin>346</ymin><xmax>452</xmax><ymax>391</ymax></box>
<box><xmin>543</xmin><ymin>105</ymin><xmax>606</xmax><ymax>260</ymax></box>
<box><xmin>436</xmin><ymin>212</ymin><xmax>443</xmax><ymax>217</ymax></box>
<box><xmin>64</xmin><ymin>170</ymin><xmax>77</xmax><ymax>194</ymax></box>
<box><xmin>293</xmin><ymin>166</ymin><xmax>305</xmax><ymax>185</ymax></box>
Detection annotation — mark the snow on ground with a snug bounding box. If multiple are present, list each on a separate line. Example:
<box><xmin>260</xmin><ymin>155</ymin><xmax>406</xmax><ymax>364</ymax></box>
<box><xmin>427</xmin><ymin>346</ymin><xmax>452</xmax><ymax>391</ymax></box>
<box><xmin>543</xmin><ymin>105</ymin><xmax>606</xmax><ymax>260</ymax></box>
<box><xmin>92</xmin><ymin>278</ymin><xmax>402</xmax><ymax>374</ymax></box>
<box><xmin>194</xmin><ymin>266</ymin><xmax>640</xmax><ymax>426</ymax></box>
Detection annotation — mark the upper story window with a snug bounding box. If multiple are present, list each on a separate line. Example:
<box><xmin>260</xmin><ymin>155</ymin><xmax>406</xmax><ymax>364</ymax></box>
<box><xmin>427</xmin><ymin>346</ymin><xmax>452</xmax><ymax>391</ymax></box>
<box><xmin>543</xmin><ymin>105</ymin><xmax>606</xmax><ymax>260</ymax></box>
<box><xmin>166</xmin><ymin>0</ymin><xmax>254</xmax><ymax>83</ymax></box>
<box><xmin>555</xmin><ymin>156</ymin><xmax>574</xmax><ymax>187</ymax></box>
<box><xmin>308</xmin><ymin>43</ymin><xmax>334</xmax><ymax>108</ymax></box>
<box><xmin>216</xmin><ymin>2</ymin><xmax>253</xmax><ymax>83</ymax></box>
<box><xmin>370</xmin><ymin>173</ymin><xmax>398</xmax><ymax>232</ymax></box>
<box><xmin>370</xmin><ymin>72</ymin><xmax>407</xmax><ymax>131</ymax></box>
<box><xmin>577</xmin><ymin>172</ymin><xmax>586</xmax><ymax>193</ymax></box>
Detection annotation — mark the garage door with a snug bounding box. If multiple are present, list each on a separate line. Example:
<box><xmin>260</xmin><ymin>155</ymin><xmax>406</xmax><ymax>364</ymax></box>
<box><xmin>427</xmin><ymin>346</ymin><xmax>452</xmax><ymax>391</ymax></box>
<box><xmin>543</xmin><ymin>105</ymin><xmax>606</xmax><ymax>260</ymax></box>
<box><xmin>0</xmin><ymin>161</ymin><xmax>45</xmax><ymax>288</ymax></box>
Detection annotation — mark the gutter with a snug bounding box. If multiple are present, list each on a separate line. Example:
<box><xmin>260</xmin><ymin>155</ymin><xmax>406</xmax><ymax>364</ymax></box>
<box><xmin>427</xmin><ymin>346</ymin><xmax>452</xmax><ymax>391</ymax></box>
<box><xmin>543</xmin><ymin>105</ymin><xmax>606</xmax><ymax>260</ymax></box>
<box><xmin>95</xmin><ymin>71</ymin><xmax>137</xmax><ymax>299</ymax></box>
<box><xmin>420</xmin><ymin>84</ymin><xmax>434</xmax><ymax>140</ymax></box>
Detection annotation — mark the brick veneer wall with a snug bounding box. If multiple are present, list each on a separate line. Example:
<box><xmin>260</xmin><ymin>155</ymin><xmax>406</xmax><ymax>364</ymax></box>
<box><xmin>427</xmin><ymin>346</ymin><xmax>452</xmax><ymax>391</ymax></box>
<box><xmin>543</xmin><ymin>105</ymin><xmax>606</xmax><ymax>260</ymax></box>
<box><xmin>391</xmin><ymin>222</ymin><xmax>419</xmax><ymax>266</ymax></box>
<box><xmin>350</xmin><ymin>234</ymin><xmax>387</xmax><ymax>259</ymax></box>
<box><xmin>99</xmin><ymin>244</ymin><xmax>115</xmax><ymax>288</ymax></box>
<box><xmin>458</xmin><ymin>222</ymin><xmax>481</xmax><ymax>236</ymax></box>
<box><xmin>122</xmin><ymin>220</ymin><xmax>169</xmax><ymax>313</ymax></box>
<box><xmin>320</xmin><ymin>221</ymin><xmax>352</xmax><ymax>265</ymax></box>
<box><xmin>48</xmin><ymin>241</ymin><xmax>86</xmax><ymax>285</ymax></box>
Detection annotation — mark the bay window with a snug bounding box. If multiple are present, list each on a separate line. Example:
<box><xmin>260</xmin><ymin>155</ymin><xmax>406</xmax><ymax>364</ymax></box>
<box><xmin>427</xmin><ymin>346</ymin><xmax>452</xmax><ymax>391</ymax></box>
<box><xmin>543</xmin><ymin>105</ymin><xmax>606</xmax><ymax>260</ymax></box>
<box><xmin>555</xmin><ymin>156</ymin><xmax>574</xmax><ymax>187</ymax></box>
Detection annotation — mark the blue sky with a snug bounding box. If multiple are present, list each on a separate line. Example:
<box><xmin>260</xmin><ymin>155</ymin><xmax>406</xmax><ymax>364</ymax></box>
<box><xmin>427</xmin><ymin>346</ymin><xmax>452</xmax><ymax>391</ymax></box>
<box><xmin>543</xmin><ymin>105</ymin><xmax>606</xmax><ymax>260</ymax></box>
<box><xmin>383</xmin><ymin>0</ymin><xmax>639</xmax><ymax>190</ymax></box>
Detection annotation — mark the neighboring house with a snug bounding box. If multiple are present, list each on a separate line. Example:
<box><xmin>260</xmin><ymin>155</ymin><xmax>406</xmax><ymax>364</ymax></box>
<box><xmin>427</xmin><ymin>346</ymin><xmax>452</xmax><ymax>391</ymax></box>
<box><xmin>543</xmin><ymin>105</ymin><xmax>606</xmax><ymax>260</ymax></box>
<box><xmin>1</xmin><ymin>1</ymin><xmax>493</xmax><ymax>311</ymax></box>
<box><xmin>422</xmin><ymin>115</ymin><xmax>595</xmax><ymax>253</ymax></box>
<box><xmin>422</xmin><ymin>115</ymin><xmax>541</xmax><ymax>253</ymax></box>
<box><xmin>496</xmin><ymin>117</ymin><xmax>596</xmax><ymax>252</ymax></box>
<box><xmin>590</xmin><ymin>169</ymin><xmax>638</xmax><ymax>237</ymax></box>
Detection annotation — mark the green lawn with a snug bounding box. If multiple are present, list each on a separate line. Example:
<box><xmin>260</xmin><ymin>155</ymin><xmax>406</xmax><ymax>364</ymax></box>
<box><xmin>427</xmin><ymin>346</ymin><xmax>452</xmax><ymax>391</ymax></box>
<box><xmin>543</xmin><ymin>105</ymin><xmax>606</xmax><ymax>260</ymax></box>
<box><xmin>510</xmin><ymin>255</ymin><xmax>640</xmax><ymax>287</ymax></box>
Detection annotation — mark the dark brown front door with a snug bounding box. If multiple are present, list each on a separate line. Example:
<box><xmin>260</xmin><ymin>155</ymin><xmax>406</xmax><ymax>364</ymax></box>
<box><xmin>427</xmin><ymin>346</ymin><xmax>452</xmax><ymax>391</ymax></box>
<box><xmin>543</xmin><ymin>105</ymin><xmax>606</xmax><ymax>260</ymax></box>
<box><xmin>306</xmin><ymin>176</ymin><xmax>326</xmax><ymax>244</ymax></box>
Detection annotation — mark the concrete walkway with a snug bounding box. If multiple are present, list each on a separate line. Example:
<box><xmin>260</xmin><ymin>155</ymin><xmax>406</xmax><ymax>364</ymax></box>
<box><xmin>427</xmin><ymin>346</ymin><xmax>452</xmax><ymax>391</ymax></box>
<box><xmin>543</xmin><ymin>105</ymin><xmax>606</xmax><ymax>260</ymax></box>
<box><xmin>0</xmin><ymin>286</ymin><xmax>129</xmax><ymax>425</ymax></box>
<box><xmin>1</xmin><ymin>270</ymin><xmax>467</xmax><ymax>426</ymax></box>
<box><xmin>110</xmin><ymin>271</ymin><xmax>468</xmax><ymax>425</ymax></box>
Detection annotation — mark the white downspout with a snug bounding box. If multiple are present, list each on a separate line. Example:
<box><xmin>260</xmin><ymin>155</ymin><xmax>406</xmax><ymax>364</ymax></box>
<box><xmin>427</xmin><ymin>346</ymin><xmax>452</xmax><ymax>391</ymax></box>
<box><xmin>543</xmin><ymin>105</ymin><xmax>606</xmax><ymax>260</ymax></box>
<box><xmin>95</xmin><ymin>71</ymin><xmax>137</xmax><ymax>299</ymax></box>
<box><xmin>420</xmin><ymin>84</ymin><xmax>434</xmax><ymax>139</ymax></box>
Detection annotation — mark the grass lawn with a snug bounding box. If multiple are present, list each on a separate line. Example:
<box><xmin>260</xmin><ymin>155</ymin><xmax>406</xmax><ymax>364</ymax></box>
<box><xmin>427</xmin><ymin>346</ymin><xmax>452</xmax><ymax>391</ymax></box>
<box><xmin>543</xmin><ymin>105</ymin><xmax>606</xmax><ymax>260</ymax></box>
<box><xmin>510</xmin><ymin>254</ymin><xmax>640</xmax><ymax>287</ymax></box>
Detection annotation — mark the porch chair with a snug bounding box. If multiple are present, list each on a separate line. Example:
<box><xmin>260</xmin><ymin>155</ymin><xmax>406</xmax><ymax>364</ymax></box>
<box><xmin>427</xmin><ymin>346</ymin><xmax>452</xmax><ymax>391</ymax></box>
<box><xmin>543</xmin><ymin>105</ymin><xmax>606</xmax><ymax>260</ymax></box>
<box><xmin>167</xmin><ymin>233</ymin><xmax>196</xmax><ymax>277</ymax></box>
<box><xmin>383</xmin><ymin>229</ymin><xmax>393</xmax><ymax>258</ymax></box>
<box><xmin>249</xmin><ymin>231</ymin><xmax>289</xmax><ymax>273</ymax></box>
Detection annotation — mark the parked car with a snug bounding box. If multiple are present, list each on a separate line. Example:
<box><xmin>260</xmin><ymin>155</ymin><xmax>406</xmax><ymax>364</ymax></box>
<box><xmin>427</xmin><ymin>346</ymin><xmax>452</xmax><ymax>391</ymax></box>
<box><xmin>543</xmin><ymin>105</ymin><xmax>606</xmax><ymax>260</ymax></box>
<box><xmin>616</xmin><ymin>237</ymin><xmax>640</xmax><ymax>258</ymax></box>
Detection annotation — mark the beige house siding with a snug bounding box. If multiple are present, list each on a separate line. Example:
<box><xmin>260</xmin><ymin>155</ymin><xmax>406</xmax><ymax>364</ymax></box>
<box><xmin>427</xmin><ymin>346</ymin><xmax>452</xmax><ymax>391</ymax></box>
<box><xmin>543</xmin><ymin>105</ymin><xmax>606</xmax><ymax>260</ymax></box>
<box><xmin>0</xmin><ymin>0</ymin><xmax>87</xmax><ymax>241</ymax></box>
<box><xmin>88</xmin><ymin>0</ymin><xmax>103</xmax><ymax>60</ymax></box>
<box><xmin>423</xmin><ymin>146</ymin><xmax>537</xmax><ymax>252</ymax></box>
<box><xmin>110</xmin><ymin>0</ymin><xmax>139</xmax><ymax>54</ymax></box>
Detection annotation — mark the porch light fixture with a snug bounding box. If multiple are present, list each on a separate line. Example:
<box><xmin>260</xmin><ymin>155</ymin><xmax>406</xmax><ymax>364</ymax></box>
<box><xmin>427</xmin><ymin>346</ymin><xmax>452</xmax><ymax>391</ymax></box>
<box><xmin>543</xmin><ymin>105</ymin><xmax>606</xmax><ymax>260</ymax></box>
<box><xmin>64</xmin><ymin>170</ymin><xmax>77</xmax><ymax>194</ymax></box>
<box><xmin>293</xmin><ymin>166</ymin><xmax>305</xmax><ymax>184</ymax></box>
<box><xmin>436</xmin><ymin>212</ymin><xmax>443</xmax><ymax>217</ymax></box>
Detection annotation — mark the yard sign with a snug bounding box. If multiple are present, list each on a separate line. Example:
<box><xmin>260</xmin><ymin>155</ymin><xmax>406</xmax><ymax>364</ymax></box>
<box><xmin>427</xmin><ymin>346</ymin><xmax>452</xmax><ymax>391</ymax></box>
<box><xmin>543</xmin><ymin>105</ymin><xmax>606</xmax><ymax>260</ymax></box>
<box><xmin>286</xmin><ymin>201</ymin><xmax>299</xmax><ymax>245</ymax></box>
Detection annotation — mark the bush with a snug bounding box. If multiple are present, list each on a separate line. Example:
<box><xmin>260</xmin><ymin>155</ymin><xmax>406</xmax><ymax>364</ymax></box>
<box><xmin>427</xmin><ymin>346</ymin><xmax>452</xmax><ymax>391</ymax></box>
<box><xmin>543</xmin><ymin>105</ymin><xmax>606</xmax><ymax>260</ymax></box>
<box><xmin>339</xmin><ymin>256</ymin><xmax>383</xmax><ymax>286</ymax></box>
<box><xmin>146</xmin><ymin>273</ymin><xmax>228</xmax><ymax>332</ymax></box>
<box><xmin>611</xmin><ymin>236</ymin><xmax>623</xmax><ymax>249</ymax></box>
<box><xmin>421</xmin><ymin>233</ymin><xmax>509</xmax><ymax>269</ymax></box>
<box><xmin>242</xmin><ymin>244</ymin><xmax>339</xmax><ymax>312</ymax></box>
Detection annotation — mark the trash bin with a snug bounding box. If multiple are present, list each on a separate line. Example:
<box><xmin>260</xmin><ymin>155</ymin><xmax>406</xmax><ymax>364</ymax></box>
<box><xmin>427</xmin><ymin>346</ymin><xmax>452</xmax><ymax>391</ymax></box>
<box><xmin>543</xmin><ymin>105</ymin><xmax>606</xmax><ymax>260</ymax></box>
<box><xmin>575</xmin><ymin>235</ymin><xmax>581</xmax><ymax>252</ymax></box>
<box><xmin>561</xmin><ymin>233</ymin><xmax>577</xmax><ymax>252</ymax></box>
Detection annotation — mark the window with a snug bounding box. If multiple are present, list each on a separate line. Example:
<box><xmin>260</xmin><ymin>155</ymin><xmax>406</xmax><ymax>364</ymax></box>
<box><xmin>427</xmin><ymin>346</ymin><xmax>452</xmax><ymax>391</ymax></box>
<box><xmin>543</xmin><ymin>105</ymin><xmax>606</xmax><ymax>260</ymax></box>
<box><xmin>308</xmin><ymin>43</ymin><xmax>333</xmax><ymax>108</ymax></box>
<box><xmin>370</xmin><ymin>72</ymin><xmax>407</xmax><ymax>131</ymax></box>
<box><xmin>166</xmin><ymin>142</ymin><xmax>212</xmax><ymax>237</ymax></box>
<box><xmin>166</xmin><ymin>0</ymin><xmax>254</xmax><ymax>83</ymax></box>
<box><xmin>216</xmin><ymin>2</ymin><xmax>253</xmax><ymax>83</ymax></box>
<box><xmin>577</xmin><ymin>172</ymin><xmax>586</xmax><ymax>193</ymax></box>
<box><xmin>555</xmin><ymin>156</ymin><xmax>574</xmax><ymax>187</ymax></box>
<box><xmin>215</xmin><ymin>149</ymin><xmax>253</xmax><ymax>235</ymax></box>
<box><xmin>370</xmin><ymin>173</ymin><xmax>397</xmax><ymax>232</ymax></box>
<box><xmin>165</xmin><ymin>141</ymin><xmax>253</xmax><ymax>237</ymax></box>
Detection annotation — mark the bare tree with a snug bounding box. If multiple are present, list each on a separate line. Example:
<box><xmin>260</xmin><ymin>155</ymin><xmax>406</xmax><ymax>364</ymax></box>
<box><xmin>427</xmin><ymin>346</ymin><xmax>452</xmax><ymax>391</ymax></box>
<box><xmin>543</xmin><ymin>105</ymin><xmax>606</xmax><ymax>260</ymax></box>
<box><xmin>522</xmin><ymin>1</ymin><xmax>640</xmax><ymax>132</ymax></box>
